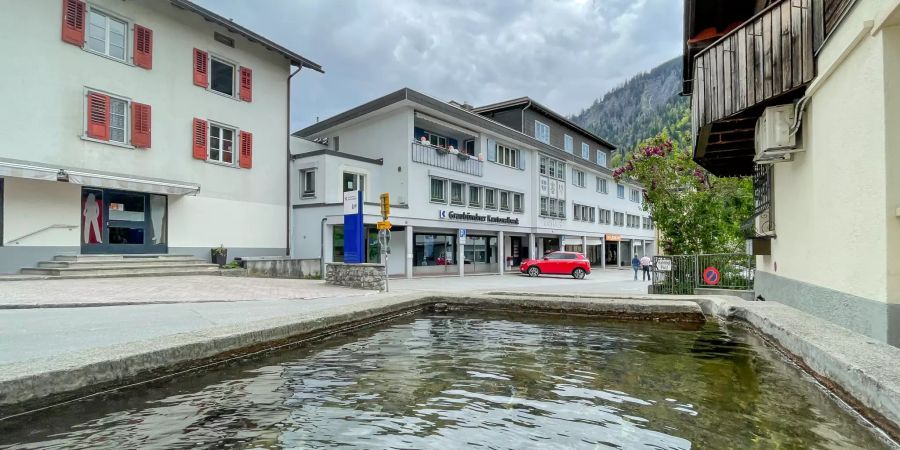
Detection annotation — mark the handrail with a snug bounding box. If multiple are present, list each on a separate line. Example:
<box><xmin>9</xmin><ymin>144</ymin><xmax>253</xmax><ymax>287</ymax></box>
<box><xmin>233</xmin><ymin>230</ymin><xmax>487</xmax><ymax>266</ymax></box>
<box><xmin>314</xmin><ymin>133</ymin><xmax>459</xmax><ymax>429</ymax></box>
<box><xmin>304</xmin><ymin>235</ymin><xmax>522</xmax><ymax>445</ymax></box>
<box><xmin>5</xmin><ymin>224</ymin><xmax>78</xmax><ymax>245</ymax></box>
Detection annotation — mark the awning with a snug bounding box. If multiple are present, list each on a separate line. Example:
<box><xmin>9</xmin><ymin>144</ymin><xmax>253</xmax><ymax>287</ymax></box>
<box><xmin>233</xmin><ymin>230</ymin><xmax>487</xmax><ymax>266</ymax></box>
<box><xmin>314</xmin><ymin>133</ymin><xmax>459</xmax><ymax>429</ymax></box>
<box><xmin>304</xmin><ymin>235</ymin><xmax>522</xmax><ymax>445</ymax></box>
<box><xmin>562</xmin><ymin>237</ymin><xmax>583</xmax><ymax>246</ymax></box>
<box><xmin>0</xmin><ymin>158</ymin><xmax>200</xmax><ymax>196</ymax></box>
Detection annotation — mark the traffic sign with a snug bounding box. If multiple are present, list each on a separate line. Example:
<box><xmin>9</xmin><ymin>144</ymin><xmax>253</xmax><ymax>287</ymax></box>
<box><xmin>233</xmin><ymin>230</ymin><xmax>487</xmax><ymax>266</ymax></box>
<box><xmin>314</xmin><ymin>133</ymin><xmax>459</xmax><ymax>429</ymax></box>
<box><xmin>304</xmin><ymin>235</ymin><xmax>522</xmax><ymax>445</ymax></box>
<box><xmin>376</xmin><ymin>220</ymin><xmax>392</xmax><ymax>230</ymax></box>
<box><xmin>379</xmin><ymin>192</ymin><xmax>390</xmax><ymax>219</ymax></box>
<box><xmin>703</xmin><ymin>266</ymin><xmax>721</xmax><ymax>285</ymax></box>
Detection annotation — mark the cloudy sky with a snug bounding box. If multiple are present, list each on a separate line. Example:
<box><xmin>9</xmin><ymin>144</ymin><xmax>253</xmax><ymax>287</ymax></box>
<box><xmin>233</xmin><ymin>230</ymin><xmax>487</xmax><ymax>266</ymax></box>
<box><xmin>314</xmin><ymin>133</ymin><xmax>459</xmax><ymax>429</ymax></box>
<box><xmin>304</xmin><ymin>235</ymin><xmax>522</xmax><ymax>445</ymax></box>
<box><xmin>195</xmin><ymin>0</ymin><xmax>683</xmax><ymax>131</ymax></box>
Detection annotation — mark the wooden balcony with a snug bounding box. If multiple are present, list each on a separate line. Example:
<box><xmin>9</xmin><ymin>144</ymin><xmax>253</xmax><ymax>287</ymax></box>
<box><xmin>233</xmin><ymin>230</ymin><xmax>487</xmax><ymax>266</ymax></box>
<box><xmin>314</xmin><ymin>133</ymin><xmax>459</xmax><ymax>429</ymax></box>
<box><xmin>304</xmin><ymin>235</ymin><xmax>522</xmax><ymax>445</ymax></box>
<box><xmin>690</xmin><ymin>0</ymin><xmax>817</xmax><ymax>177</ymax></box>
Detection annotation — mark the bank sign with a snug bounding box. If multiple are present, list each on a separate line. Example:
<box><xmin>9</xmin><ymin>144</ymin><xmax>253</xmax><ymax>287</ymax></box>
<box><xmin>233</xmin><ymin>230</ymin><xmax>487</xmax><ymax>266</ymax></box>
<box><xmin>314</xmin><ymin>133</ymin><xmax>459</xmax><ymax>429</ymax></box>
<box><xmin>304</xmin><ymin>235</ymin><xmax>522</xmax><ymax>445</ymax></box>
<box><xmin>439</xmin><ymin>210</ymin><xmax>520</xmax><ymax>225</ymax></box>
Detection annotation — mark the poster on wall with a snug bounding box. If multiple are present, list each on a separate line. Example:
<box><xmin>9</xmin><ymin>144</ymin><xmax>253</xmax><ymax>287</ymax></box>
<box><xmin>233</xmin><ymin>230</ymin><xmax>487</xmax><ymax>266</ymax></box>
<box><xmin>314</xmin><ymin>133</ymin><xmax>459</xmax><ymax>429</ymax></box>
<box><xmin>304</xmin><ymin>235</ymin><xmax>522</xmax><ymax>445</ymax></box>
<box><xmin>81</xmin><ymin>190</ymin><xmax>103</xmax><ymax>244</ymax></box>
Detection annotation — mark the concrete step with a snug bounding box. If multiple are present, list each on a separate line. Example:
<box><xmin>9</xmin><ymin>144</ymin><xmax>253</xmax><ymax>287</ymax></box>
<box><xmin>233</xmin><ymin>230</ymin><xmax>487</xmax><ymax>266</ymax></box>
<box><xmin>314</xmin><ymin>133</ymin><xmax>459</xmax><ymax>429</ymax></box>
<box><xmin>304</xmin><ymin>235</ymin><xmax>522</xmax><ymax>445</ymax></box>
<box><xmin>52</xmin><ymin>254</ymin><xmax>198</xmax><ymax>262</ymax></box>
<box><xmin>37</xmin><ymin>259</ymin><xmax>210</xmax><ymax>269</ymax></box>
<box><xmin>21</xmin><ymin>263</ymin><xmax>220</xmax><ymax>277</ymax></box>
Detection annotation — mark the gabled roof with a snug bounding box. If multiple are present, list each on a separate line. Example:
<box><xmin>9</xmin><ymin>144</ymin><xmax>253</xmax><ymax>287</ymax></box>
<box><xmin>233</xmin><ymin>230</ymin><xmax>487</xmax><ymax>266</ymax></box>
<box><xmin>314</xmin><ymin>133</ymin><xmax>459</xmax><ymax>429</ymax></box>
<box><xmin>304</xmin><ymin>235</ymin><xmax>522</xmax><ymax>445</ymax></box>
<box><xmin>293</xmin><ymin>88</ymin><xmax>617</xmax><ymax>176</ymax></box>
<box><xmin>472</xmin><ymin>97</ymin><xmax>616</xmax><ymax>151</ymax></box>
<box><xmin>170</xmin><ymin>0</ymin><xmax>323</xmax><ymax>73</ymax></box>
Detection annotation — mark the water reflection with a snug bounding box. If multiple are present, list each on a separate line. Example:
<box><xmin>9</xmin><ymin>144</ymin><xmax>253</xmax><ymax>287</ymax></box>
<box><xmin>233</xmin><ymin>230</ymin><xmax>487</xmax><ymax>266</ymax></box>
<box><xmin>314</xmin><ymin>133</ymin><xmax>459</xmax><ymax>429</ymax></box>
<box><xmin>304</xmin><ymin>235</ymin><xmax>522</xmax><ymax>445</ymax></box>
<box><xmin>0</xmin><ymin>313</ymin><xmax>890</xmax><ymax>449</ymax></box>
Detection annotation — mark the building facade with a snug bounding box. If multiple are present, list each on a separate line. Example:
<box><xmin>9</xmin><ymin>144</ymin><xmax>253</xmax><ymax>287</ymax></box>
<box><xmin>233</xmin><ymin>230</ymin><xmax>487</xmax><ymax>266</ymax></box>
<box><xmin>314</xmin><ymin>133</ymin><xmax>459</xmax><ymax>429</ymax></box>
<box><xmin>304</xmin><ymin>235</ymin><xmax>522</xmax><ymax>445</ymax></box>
<box><xmin>0</xmin><ymin>0</ymin><xmax>322</xmax><ymax>273</ymax></box>
<box><xmin>291</xmin><ymin>88</ymin><xmax>654</xmax><ymax>278</ymax></box>
<box><xmin>683</xmin><ymin>0</ymin><xmax>899</xmax><ymax>346</ymax></box>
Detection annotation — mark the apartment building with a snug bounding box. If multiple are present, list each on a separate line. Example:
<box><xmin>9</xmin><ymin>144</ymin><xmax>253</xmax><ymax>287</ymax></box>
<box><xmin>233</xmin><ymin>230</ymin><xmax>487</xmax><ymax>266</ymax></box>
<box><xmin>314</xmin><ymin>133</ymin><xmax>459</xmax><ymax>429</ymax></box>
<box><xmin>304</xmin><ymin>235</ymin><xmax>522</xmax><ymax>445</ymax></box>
<box><xmin>291</xmin><ymin>88</ymin><xmax>654</xmax><ymax>278</ymax></box>
<box><xmin>683</xmin><ymin>0</ymin><xmax>899</xmax><ymax>346</ymax></box>
<box><xmin>0</xmin><ymin>0</ymin><xmax>322</xmax><ymax>273</ymax></box>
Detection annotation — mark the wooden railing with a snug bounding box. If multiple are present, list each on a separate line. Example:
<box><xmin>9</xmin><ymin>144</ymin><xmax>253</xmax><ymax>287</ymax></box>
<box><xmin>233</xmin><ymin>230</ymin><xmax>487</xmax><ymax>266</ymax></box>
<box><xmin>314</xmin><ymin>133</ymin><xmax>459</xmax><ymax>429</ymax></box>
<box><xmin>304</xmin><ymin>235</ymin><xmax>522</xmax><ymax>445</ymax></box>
<box><xmin>691</xmin><ymin>0</ymin><xmax>815</xmax><ymax>138</ymax></box>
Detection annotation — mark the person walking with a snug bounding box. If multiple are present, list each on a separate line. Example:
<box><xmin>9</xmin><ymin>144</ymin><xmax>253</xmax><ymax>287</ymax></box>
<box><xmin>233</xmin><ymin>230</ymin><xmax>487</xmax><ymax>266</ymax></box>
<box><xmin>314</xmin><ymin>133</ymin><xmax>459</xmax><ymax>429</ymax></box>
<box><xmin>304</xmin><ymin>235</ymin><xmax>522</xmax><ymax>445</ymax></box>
<box><xmin>640</xmin><ymin>255</ymin><xmax>652</xmax><ymax>281</ymax></box>
<box><xmin>631</xmin><ymin>256</ymin><xmax>640</xmax><ymax>280</ymax></box>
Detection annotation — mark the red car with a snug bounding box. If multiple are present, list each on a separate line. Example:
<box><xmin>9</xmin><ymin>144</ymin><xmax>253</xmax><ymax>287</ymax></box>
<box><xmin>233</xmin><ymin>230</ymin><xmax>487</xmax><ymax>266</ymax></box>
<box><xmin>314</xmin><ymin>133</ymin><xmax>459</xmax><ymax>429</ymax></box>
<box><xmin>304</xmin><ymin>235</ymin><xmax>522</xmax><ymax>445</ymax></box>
<box><xmin>520</xmin><ymin>251</ymin><xmax>591</xmax><ymax>279</ymax></box>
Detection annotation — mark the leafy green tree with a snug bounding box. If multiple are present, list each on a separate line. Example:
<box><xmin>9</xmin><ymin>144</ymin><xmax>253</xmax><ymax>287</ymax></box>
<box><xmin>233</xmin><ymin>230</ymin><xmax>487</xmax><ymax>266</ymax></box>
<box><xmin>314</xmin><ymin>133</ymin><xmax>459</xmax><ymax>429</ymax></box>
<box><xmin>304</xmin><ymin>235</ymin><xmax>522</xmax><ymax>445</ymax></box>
<box><xmin>609</xmin><ymin>152</ymin><xmax>623</xmax><ymax>168</ymax></box>
<box><xmin>613</xmin><ymin>133</ymin><xmax>753</xmax><ymax>255</ymax></box>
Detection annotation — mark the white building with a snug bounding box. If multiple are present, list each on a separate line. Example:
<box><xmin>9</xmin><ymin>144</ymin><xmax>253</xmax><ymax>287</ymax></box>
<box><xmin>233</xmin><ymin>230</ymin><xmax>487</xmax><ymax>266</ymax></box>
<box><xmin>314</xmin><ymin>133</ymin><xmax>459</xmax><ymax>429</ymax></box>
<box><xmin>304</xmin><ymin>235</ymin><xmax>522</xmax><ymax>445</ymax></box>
<box><xmin>291</xmin><ymin>88</ymin><xmax>655</xmax><ymax>278</ymax></box>
<box><xmin>683</xmin><ymin>0</ymin><xmax>899</xmax><ymax>346</ymax></box>
<box><xmin>0</xmin><ymin>0</ymin><xmax>322</xmax><ymax>273</ymax></box>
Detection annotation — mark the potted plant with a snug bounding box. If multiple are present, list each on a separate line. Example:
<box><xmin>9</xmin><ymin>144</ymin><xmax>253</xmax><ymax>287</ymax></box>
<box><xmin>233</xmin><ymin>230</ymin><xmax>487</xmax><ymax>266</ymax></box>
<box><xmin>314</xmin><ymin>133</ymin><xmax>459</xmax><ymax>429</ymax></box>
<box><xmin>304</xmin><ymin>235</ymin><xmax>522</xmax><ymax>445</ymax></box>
<box><xmin>211</xmin><ymin>244</ymin><xmax>227</xmax><ymax>267</ymax></box>
<box><xmin>435</xmin><ymin>145</ymin><xmax>450</xmax><ymax>155</ymax></box>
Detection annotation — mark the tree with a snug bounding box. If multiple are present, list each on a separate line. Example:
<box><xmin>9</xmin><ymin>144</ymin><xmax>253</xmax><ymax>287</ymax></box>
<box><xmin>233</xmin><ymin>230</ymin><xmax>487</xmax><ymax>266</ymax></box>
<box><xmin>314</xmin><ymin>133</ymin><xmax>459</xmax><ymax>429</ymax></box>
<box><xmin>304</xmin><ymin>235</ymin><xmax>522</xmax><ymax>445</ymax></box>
<box><xmin>613</xmin><ymin>133</ymin><xmax>754</xmax><ymax>255</ymax></box>
<box><xmin>609</xmin><ymin>152</ymin><xmax>623</xmax><ymax>168</ymax></box>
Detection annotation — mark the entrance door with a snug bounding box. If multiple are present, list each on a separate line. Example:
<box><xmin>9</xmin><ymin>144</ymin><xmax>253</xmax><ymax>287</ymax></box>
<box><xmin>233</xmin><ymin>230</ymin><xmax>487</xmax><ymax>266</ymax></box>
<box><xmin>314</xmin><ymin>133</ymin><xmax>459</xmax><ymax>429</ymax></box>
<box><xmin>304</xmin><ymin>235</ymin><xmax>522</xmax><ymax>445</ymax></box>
<box><xmin>81</xmin><ymin>188</ymin><xmax>167</xmax><ymax>254</ymax></box>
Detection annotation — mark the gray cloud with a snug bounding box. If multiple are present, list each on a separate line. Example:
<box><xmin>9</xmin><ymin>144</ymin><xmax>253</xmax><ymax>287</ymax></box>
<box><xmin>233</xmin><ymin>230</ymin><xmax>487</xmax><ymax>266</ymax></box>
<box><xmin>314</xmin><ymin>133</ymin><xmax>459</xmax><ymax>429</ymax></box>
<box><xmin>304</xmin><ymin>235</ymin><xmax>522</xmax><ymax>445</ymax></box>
<box><xmin>194</xmin><ymin>0</ymin><xmax>682</xmax><ymax>131</ymax></box>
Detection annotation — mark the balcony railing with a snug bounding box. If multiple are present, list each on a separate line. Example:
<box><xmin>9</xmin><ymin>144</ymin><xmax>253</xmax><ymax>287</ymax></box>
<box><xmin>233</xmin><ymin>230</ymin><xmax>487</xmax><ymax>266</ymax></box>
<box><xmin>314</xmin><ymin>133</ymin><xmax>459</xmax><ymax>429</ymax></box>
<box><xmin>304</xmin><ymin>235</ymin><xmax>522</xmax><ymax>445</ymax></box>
<box><xmin>689</xmin><ymin>0</ymin><xmax>816</xmax><ymax>176</ymax></box>
<box><xmin>411</xmin><ymin>141</ymin><xmax>483</xmax><ymax>177</ymax></box>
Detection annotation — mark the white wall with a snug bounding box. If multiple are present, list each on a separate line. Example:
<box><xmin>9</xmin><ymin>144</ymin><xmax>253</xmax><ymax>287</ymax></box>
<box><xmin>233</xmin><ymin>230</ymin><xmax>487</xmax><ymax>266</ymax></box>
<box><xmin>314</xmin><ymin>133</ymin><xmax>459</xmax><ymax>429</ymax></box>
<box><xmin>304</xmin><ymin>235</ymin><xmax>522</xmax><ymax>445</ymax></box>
<box><xmin>2</xmin><ymin>178</ymin><xmax>80</xmax><ymax>247</ymax></box>
<box><xmin>759</xmin><ymin>0</ymin><xmax>890</xmax><ymax>303</ymax></box>
<box><xmin>0</xmin><ymin>1</ymin><xmax>291</xmax><ymax>250</ymax></box>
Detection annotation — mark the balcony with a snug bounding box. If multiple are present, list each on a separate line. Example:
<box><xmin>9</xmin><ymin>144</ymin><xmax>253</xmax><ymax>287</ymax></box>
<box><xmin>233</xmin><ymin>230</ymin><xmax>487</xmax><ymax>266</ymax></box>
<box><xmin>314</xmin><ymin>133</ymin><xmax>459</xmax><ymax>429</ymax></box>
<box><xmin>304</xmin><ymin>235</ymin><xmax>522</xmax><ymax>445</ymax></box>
<box><xmin>688</xmin><ymin>0</ymin><xmax>818</xmax><ymax>177</ymax></box>
<box><xmin>411</xmin><ymin>141</ymin><xmax>483</xmax><ymax>177</ymax></box>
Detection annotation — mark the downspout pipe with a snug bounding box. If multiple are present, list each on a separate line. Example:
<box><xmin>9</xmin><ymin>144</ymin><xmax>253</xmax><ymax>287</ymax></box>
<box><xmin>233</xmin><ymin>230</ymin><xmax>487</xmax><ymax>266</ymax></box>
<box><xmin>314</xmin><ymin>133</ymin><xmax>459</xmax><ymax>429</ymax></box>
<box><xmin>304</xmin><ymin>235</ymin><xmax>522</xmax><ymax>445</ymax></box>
<box><xmin>286</xmin><ymin>65</ymin><xmax>302</xmax><ymax>256</ymax></box>
<box><xmin>320</xmin><ymin>217</ymin><xmax>327</xmax><ymax>278</ymax></box>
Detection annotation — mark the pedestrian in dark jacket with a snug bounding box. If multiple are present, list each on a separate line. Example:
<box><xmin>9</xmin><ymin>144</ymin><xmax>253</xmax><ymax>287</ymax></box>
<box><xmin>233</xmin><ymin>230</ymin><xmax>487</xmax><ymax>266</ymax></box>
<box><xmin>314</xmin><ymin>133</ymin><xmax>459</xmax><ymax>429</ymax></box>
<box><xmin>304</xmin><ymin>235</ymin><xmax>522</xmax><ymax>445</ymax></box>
<box><xmin>631</xmin><ymin>256</ymin><xmax>640</xmax><ymax>280</ymax></box>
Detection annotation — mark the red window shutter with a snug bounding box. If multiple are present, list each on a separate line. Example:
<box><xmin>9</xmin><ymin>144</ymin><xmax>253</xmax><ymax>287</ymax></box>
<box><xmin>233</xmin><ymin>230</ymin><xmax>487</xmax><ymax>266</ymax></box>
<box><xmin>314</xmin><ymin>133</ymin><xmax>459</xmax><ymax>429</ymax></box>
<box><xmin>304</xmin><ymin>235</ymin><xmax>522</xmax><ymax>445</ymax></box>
<box><xmin>133</xmin><ymin>25</ymin><xmax>153</xmax><ymax>70</ymax></box>
<box><xmin>193</xmin><ymin>49</ymin><xmax>208</xmax><ymax>87</ymax></box>
<box><xmin>239</xmin><ymin>131</ymin><xmax>252</xmax><ymax>169</ymax></box>
<box><xmin>86</xmin><ymin>92</ymin><xmax>110</xmax><ymax>141</ymax></box>
<box><xmin>61</xmin><ymin>0</ymin><xmax>86</xmax><ymax>46</ymax></box>
<box><xmin>239</xmin><ymin>67</ymin><xmax>253</xmax><ymax>102</ymax></box>
<box><xmin>192</xmin><ymin>118</ymin><xmax>208</xmax><ymax>160</ymax></box>
<box><xmin>131</xmin><ymin>102</ymin><xmax>151</xmax><ymax>149</ymax></box>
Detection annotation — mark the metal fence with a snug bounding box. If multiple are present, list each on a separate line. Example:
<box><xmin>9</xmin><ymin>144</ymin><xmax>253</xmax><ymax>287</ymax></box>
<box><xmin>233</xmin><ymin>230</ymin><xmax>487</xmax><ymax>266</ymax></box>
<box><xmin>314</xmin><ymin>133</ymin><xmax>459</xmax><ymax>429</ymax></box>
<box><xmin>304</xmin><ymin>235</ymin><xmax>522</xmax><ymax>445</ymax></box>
<box><xmin>650</xmin><ymin>253</ymin><xmax>754</xmax><ymax>295</ymax></box>
<box><xmin>411</xmin><ymin>142</ymin><xmax>484</xmax><ymax>177</ymax></box>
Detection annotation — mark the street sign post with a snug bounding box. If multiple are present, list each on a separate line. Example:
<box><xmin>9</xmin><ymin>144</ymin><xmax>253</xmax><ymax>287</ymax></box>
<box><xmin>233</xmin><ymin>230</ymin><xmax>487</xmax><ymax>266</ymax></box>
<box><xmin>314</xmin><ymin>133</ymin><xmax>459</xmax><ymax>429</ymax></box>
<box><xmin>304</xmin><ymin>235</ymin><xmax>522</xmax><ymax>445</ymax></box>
<box><xmin>378</xmin><ymin>192</ymin><xmax>391</xmax><ymax>291</ymax></box>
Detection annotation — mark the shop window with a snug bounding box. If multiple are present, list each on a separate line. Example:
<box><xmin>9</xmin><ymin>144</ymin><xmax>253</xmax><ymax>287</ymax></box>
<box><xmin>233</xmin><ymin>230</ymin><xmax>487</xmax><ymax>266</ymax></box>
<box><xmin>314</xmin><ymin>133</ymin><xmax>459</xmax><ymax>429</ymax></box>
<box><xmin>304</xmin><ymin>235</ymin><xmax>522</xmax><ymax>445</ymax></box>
<box><xmin>300</xmin><ymin>169</ymin><xmax>315</xmax><ymax>198</ymax></box>
<box><xmin>343</xmin><ymin>172</ymin><xmax>365</xmax><ymax>193</ymax></box>
<box><xmin>430</xmin><ymin>178</ymin><xmax>446</xmax><ymax>203</ymax></box>
<box><xmin>499</xmin><ymin>191</ymin><xmax>510</xmax><ymax>211</ymax></box>
<box><xmin>513</xmin><ymin>193</ymin><xmax>523</xmax><ymax>213</ymax></box>
<box><xmin>332</xmin><ymin>225</ymin><xmax>344</xmax><ymax>262</ymax></box>
<box><xmin>414</xmin><ymin>233</ymin><xmax>456</xmax><ymax>267</ymax></box>
<box><xmin>484</xmin><ymin>188</ymin><xmax>497</xmax><ymax>209</ymax></box>
<box><xmin>468</xmin><ymin>185</ymin><xmax>482</xmax><ymax>208</ymax></box>
<box><xmin>450</xmin><ymin>181</ymin><xmax>465</xmax><ymax>205</ymax></box>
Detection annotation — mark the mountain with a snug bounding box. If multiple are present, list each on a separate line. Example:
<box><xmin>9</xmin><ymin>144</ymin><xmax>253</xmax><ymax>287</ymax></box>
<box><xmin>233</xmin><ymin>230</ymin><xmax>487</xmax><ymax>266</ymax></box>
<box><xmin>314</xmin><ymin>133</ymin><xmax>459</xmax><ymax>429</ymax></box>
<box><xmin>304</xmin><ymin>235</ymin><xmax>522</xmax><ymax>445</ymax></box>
<box><xmin>572</xmin><ymin>57</ymin><xmax>688</xmax><ymax>159</ymax></box>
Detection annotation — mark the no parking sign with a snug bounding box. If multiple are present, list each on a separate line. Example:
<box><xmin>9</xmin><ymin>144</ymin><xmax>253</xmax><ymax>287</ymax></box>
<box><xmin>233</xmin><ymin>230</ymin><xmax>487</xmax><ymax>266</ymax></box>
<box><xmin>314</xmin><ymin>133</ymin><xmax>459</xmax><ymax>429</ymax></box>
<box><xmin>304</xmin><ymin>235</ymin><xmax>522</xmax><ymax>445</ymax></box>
<box><xmin>703</xmin><ymin>266</ymin><xmax>721</xmax><ymax>285</ymax></box>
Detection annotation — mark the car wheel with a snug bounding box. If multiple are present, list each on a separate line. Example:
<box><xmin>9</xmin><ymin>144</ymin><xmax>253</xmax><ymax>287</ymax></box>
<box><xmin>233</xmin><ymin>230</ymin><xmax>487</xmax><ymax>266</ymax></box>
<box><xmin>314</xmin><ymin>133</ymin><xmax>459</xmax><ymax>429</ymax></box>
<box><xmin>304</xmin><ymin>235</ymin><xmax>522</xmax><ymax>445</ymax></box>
<box><xmin>528</xmin><ymin>266</ymin><xmax>540</xmax><ymax>277</ymax></box>
<box><xmin>572</xmin><ymin>268</ymin><xmax>586</xmax><ymax>279</ymax></box>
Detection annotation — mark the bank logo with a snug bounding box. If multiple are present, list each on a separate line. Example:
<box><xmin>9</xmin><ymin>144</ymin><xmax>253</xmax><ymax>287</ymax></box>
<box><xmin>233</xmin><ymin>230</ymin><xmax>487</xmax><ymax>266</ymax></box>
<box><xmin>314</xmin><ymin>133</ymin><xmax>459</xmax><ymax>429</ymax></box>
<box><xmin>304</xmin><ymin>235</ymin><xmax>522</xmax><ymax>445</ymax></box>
<box><xmin>439</xmin><ymin>210</ymin><xmax>448</xmax><ymax>219</ymax></box>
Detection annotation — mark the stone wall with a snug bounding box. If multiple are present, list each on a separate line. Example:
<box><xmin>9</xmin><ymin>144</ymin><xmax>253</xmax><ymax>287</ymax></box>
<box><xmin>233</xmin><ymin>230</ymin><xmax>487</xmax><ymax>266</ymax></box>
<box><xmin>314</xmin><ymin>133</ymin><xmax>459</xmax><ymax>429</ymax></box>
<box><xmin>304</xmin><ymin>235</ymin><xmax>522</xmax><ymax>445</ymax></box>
<box><xmin>325</xmin><ymin>263</ymin><xmax>386</xmax><ymax>291</ymax></box>
<box><xmin>240</xmin><ymin>257</ymin><xmax>321</xmax><ymax>278</ymax></box>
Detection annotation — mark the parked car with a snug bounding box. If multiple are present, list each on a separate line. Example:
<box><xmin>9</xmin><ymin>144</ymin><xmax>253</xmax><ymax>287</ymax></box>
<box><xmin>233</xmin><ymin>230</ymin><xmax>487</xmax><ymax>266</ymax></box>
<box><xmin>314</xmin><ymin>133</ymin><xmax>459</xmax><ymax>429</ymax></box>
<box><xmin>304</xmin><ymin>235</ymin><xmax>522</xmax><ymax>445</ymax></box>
<box><xmin>519</xmin><ymin>251</ymin><xmax>591</xmax><ymax>279</ymax></box>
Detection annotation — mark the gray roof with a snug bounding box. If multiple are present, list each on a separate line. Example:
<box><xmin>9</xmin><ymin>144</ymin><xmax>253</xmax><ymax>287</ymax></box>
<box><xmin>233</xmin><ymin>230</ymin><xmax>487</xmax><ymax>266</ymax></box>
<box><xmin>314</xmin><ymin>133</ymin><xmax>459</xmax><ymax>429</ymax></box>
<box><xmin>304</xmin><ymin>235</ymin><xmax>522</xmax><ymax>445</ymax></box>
<box><xmin>170</xmin><ymin>0</ymin><xmax>323</xmax><ymax>73</ymax></box>
<box><xmin>294</xmin><ymin>88</ymin><xmax>615</xmax><ymax>176</ymax></box>
<box><xmin>473</xmin><ymin>97</ymin><xmax>616</xmax><ymax>151</ymax></box>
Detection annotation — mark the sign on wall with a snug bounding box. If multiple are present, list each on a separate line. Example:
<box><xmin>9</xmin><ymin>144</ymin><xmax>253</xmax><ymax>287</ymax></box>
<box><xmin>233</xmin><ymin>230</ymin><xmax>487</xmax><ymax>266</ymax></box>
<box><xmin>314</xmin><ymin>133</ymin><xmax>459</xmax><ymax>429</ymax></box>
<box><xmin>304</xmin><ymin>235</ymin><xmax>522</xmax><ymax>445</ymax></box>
<box><xmin>656</xmin><ymin>258</ymin><xmax>672</xmax><ymax>271</ymax></box>
<box><xmin>343</xmin><ymin>190</ymin><xmax>364</xmax><ymax>263</ymax></box>
<box><xmin>438</xmin><ymin>210</ymin><xmax>520</xmax><ymax>225</ymax></box>
<box><xmin>605</xmin><ymin>234</ymin><xmax>621</xmax><ymax>242</ymax></box>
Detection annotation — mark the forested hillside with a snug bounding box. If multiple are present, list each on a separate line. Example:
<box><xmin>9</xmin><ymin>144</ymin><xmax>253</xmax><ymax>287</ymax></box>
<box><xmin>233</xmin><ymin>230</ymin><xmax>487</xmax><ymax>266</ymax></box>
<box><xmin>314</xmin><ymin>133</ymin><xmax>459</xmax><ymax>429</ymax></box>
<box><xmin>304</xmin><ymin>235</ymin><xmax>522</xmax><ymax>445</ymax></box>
<box><xmin>572</xmin><ymin>57</ymin><xmax>689</xmax><ymax>163</ymax></box>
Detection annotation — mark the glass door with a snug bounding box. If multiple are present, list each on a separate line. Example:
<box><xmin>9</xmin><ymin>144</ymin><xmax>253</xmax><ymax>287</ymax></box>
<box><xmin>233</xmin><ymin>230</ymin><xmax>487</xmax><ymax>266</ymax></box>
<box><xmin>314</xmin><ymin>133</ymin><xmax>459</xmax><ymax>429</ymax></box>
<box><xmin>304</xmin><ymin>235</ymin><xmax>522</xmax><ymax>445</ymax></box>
<box><xmin>81</xmin><ymin>188</ymin><xmax>167</xmax><ymax>254</ymax></box>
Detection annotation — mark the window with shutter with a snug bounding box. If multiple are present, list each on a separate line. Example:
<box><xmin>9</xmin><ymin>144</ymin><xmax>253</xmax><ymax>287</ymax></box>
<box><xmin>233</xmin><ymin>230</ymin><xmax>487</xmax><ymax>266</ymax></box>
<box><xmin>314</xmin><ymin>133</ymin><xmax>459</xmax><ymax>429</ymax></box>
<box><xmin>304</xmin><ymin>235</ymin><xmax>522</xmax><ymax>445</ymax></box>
<box><xmin>239</xmin><ymin>67</ymin><xmax>252</xmax><ymax>102</ymax></box>
<box><xmin>193</xmin><ymin>49</ymin><xmax>208</xmax><ymax>87</ymax></box>
<box><xmin>86</xmin><ymin>92</ymin><xmax>110</xmax><ymax>141</ymax></box>
<box><xmin>133</xmin><ymin>25</ymin><xmax>153</xmax><ymax>69</ymax></box>
<box><xmin>131</xmin><ymin>102</ymin><xmax>151</xmax><ymax>148</ymax></box>
<box><xmin>61</xmin><ymin>0</ymin><xmax>86</xmax><ymax>45</ymax></box>
<box><xmin>192</xmin><ymin>118</ymin><xmax>208</xmax><ymax>160</ymax></box>
<box><xmin>239</xmin><ymin>131</ymin><xmax>253</xmax><ymax>169</ymax></box>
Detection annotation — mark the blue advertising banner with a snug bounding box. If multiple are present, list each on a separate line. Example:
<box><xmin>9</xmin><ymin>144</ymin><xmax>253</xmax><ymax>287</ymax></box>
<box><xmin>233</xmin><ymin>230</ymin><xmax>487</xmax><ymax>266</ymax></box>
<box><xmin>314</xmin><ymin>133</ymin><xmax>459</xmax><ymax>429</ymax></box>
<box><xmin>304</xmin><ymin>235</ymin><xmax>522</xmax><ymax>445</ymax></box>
<box><xmin>343</xmin><ymin>190</ymin><xmax>364</xmax><ymax>263</ymax></box>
